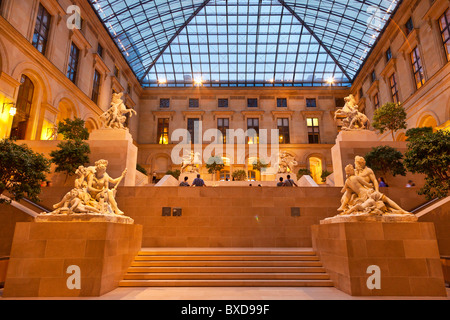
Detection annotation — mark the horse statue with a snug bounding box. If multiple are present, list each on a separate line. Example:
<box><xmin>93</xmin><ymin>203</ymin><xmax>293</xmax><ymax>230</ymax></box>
<box><xmin>181</xmin><ymin>151</ymin><xmax>201</xmax><ymax>173</ymax></box>
<box><xmin>100</xmin><ymin>92</ymin><xmax>137</xmax><ymax>130</ymax></box>
<box><xmin>334</xmin><ymin>94</ymin><xmax>370</xmax><ymax>131</ymax></box>
<box><xmin>278</xmin><ymin>151</ymin><xmax>298</xmax><ymax>174</ymax></box>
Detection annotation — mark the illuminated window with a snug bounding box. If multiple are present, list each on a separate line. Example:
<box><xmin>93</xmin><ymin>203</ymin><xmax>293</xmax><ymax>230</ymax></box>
<box><xmin>92</xmin><ymin>70</ymin><xmax>101</xmax><ymax>105</ymax></box>
<box><xmin>217</xmin><ymin>118</ymin><xmax>229</xmax><ymax>144</ymax></box>
<box><xmin>307</xmin><ymin>118</ymin><xmax>320</xmax><ymax>144</ymax></box>
<box><xmin>67</xmin><ymin>43</ymin><xmax>80</xmax><ymax>83</ymax></box>
<box><xmin>277</xmin><ymin>118</ymin><xmax>290</xmax><ymax>144</ymax></box>
<box><xmin>247</xmin><ymin>118</ymin><xmax>259</xmax><ymax>144</ymax></box>
<box><xmin>32</xmin><ymin>4</ymin><xmax>51</xmax><ymax>54</ymax></box>
<box><xmin>10</xmin><ymin>75</ymin><xmax>34</xmax><ymax>140</ymax></box>
<box><xmin>439</xmin><ymin>9</ymin><xmax>450</xmax><ymax>61</ymax></box>
<box><xmin>157</xmin><ymin>118</ymin><xmax>169</xmax><ymax>145</ymax></box>
<box><xmin>411</xmin><ymin>47</ymin><xmax>425</xmax><ymax>89</ymax></box>
<box><xmin>389</xmin><ymin>73</ymin><xmax>399</xmax><ymax>104</ymax></box>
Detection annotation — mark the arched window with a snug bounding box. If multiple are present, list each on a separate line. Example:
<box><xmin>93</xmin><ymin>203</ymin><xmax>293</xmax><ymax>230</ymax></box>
<box><xmin>10</xmin><ymin>75</ymin><xmax>34</xmax><ymax>140</ymax></box>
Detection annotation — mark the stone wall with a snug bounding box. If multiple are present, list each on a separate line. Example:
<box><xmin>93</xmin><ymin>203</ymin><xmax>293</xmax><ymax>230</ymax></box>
<box><xmin>36</xmin><ymin>186</ymin><xmax>428</xmax><ymax>248</ymax></box>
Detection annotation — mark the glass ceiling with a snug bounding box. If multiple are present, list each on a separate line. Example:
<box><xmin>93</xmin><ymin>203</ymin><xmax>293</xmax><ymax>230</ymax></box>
<box><xmin>89</xmin><ymin>0</ymin><xmax>400</xmax><ymax>87</ymax></box>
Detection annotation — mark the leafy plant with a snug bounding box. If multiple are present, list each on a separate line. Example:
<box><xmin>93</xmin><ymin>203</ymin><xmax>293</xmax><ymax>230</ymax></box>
<box><xmin>297</xmin><ymin>168</ymin><xmax>311</xmax><ymax>179</ymax></box>
<box><xmin>252</xmin><ymin>159</ymin><xmax>269</xmax><ymax>173</ymax></box>
<box><xmin>166</xmin><ymin>169</ymin><xmax>181</xmax><ymax>180</ymax></box>
<box><xmin>364</xmin><ymin>146</ymin><xmax>406</xmax><ymax>183</ymax></box>
<box><xmin>0</xmin><ymin>139</ymin><xmax>51</xmax><ymax>204</ymax></box>
<box><xmin>136</xmin><ymin>163</ymin><xmax>148</xmax><ymax>176</ymax></box>
<box><xmin>405</xmin><ymin>127</ymin><xmax>433</xmax><ymax>141</ymax></box>
<box><xmin>50</xmin><ymin>118</ymin><xmax>90</xmax><ymax>183</ymax></box>
<box><xmin>206</xmin><ymin>156</ymin><xmax>225</xmax><ymax>175</ymax></box>
<box><xmin>232</xmin><ymin>170</ymin><xmax>247</xmax><ymax>181</ymax></box>
<box><xmin>372</xmin><ymin>102</ymin><xmax>407</xmax><ymax>140</ymax></box>
<box><xmin>56</xmin><ymin>118</ymin><xmax>90</xmax><ymax>141</ymax></box>
<box><xmin>321</xmin><ymin>170</ymin><xmax>333</xmax><ymax>183</ymax></box>
<box><xmin>404</xmin><ymin>130</ymin><xmax>450</xmax><ymax>200</ymax></box>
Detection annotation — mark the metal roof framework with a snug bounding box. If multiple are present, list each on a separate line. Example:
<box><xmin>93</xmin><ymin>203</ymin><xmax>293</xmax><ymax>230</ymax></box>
<box><xmin>88</xmin><ymin>0</ymin><xmax>401</xmax><ymax>87</ymax></box>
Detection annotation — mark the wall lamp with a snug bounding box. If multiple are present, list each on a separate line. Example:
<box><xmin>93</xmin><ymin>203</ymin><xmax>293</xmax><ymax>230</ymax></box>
<box><xmin>2</xmin><ymin>101</ymin><xmax>16</xmax><ymax>116</ymax></box>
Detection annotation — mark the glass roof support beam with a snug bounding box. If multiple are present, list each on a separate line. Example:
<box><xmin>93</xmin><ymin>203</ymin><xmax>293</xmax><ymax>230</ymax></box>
<box><xmin>277</xmin><ymin>0</ymin><xmax>352</xmax><ymax>82</ymax></box>
<box><xmin>138</xmin><ymin>0</ymin><xmax>212</xmax><ymax>83</ymax></box>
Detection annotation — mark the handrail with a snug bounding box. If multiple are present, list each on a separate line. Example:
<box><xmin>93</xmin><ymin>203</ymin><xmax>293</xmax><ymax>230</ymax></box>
<box><xmin>410</xmin><ymin>198</ymin><xmax>440</xmax><ymax>214</ymax></box>
<box><xmin>413</xmin><ymin>196</ymin><xmax>450</xmax><ymax>218</ymax></box>
<box><xmin>19</xmin><ymin>197</ymin><xmax>51</xmax><ymax>213</ymax></box>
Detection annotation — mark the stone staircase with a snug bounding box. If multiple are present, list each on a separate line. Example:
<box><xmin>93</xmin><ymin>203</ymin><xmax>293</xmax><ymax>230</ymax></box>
<box><xmin>119</xmin><ymin>248</ymin><xmax>333</xmax><ymax>287</ymax></box>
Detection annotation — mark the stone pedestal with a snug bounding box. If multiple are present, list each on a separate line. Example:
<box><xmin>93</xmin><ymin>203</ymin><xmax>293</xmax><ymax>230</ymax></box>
<box><xmin>311</xmin><ymin>221</ymin><xmax>447</xmax><ymax>296</ymax></box>
<box><xmin>89</xmin><ymin>129</ymin><xmax>137</xmax><ymax>186</ymax></box>
<box><xmin>331</xmin><ymin>130</ymin><xmax>379</xmax><ymax>187</ymax></box>
<box><xmin>3</xmin><ymin>220</ymin><xmax>142</xmax><ymax>297</ymax></box>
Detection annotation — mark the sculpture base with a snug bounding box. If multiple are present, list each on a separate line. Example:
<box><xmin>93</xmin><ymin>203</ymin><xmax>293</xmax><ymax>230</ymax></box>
<box><xmin>321</xmin><ymin>214</ymin><xmax>418</xmax><ymax>224</ymax></box>
<box><xmin>311</xmin><ymin>221</ymin><xmax>447</xmax><ymax>296</ymax></box>
<box><xmin>35</xmin><ymin>213</ymin><xmax>134</xmax><ymax>225</ymax></box>
<box><xmin>3</xmin><ymin>221</ymin><xmax>142</xmax><ymax>297</ymax></box>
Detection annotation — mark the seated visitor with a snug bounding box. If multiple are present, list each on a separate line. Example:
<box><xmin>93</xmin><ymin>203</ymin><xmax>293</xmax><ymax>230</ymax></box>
<box><xmin>277</xmin><ymin>177</ymin><xmax>284</xmax><ymax>187</ymax></box>
<box><xmin>378</xmin><ymin>177</ymin><xmax>388</xmax><ymax>188</ymax></box>
<box><xmin>283</xmin><ymin>175</ymin><xmax>298</xmax><ymax>187</ymax></box>
<box><xmin>179</xmin><ymin>177</ymin><xmax>190</xmax><ymax>187</ymax></box>
<box><xmin>192</xmin><ymin>174</ymin><xmax>206</xmax><ymax>187</ymax></box>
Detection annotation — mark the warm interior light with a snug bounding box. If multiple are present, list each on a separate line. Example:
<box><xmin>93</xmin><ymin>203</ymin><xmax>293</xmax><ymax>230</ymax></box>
<box><xmin>9</xmin><ymin>106</ymin><xmax>17</xmax><ymax>116</ymax></box>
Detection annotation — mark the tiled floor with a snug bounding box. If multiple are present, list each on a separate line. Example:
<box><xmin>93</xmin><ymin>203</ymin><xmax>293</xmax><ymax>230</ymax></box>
<box><xmin>1</xmin><ymin>287</ymin><xmax>449</xmax><ymax>300</ymax></box>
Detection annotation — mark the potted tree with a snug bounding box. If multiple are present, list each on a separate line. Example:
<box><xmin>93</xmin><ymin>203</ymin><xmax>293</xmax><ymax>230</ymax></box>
<box><xmin>372</xmin><ymin>102</ymin><xmax>407</xmax><ymax>141</ymax></box>
<box><xmin>206</xmin><ymin>156</ymin><xmax>225</xmax><ymax>182</ymax></box>
<box><xmin>364</xmin><ymin>146</ymin><xmax>406</xmax><ymax>185</ymax></box>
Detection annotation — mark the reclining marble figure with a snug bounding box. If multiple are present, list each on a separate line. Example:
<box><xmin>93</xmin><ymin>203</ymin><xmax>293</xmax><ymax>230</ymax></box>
<box><xmin>45</xmin><ymin>160</ymin><xmax>127</xmax><ymax>216</ymax></box>
<box><xmin>337</xmin><ymin>156</ymin><xmax>411</xmax><ymax>216</ymax></box>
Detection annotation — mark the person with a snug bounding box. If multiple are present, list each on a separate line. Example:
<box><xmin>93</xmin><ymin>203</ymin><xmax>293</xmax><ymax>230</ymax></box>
<box><xmin>277</xmin><ymin>177</ymin><xmax>284</xmax><ymax>187</ymax></box>
<box><xmin>179</xmin><ymin>176</ymin><xmax>190</xmax><ymax>187</ymax></box>
<box><xmin>152</xmin><ymin>172</ymin><xmax>157</xmax><ymax>184</ymax></box>
<box><xmin>406</xmin><ymin>180</ymin><xmax>415</xmax><ymax>188</ymax></box>
<box><xmin>283</xmin><ymin>175</ymin><xmax>298</xmax><ymax>187</ymax></box>
<box><xmin>192</xmin><ymin>174</ymin><xmax>206</xmax><ymax>187</ymax></box>
<box><xmin>378</xmin><ymin>177</ymin><xmax>388</xmax><ymax>188</ymax></box>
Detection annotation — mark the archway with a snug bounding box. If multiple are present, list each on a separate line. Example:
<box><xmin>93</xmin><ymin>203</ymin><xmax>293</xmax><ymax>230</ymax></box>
<box><xmin>308</xmin><ymin>156</ymin><xmax>323</xmax><ymax>184</ymax></box>
<box><xmin>9</xmin><ymin>75</ymin><xmax>35</xmax><ymax>140</ymax></box>
<box><xmin>84</xmin><ymin>118</ymin><xmax>98</xmax><ymax>134</ymax></box>
<box><xmin>417</xmin><ymin>114</ymin><xmax>438</xmax><ymax>131</ymax></box>
<box><xmin>396</xmin><ymin>132</ymin><xmax>406</xmax><ymax>142</ymax></box>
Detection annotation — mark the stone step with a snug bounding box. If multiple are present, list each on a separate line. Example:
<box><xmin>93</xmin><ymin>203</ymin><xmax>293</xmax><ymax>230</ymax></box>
<box><xmin>119</xmin><ymin>279</ymin><xmax>334</xmax><ymax>287</ymax></box>
<box><xmin>123</xmin><ymin>272</ymin><xmax>330</xmax><ymax>281</ymax></box>
<box><xmin>126</xmin><ymin>266</ymin><xmax>327</xmax><ymax>273</ymax></box>
<box><xmin>130</xmin><ymin>260</ymin><xmax>323</xmax><ymax>268</ymax></box>
<box><xmin>138</xmin><ymin>248</ymin><xmax>317</xmax><ymax>257</ymax></box>
<box><xmin>134</xmin><ymin>255</ymin><xmax>320</xmax><ymax>261</ymax></box>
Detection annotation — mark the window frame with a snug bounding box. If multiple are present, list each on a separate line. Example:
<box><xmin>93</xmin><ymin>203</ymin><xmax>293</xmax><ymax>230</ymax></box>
<box><xmin>389</xmin><ymin>73</ymin><xmax>400</xmax><ymax>104</ymax></box>
<box><xmin>160</xmin><ymin>98</ymin><xmax>170</xmax><ymax>109</ymax></box>
<box><xmin>217</xmin><ymin>118</ymin><xmax>230</xmax><ymax>144</ymax></box>
<box><xmin>32</xmin><ymin>3</ymin><xmax>52</xmax><ymax>55</ymax></box>
<box><xmin>247</xmin><ymin>118</ymin><xmax>259</xmax><ymax>144</ymax></box>
<box><xmin>92</xmin><ymin>69</ymin><xmax>101</xmax><ymax>105</ymax></box>
<box><xmin>247</xmin><ymin>98</ymin><xmax>258</xmax><ymax>108</ymax></box>
<box><xmin>439</xmin><ymin>9</ymin><xmax>450</xmax><ymax>62</ymax></box>
<box><xmin>157</xmin><ymin>118</ymin><xmax>170</xmax><ymax>145</ymax></box>
<box><xmin>67</xmin><ymin>42</ymin><xmax>80</xmax><ymax>84</ymax></box>
<box><xmin>410</xmin><ymin>46</ymin><xmax>425</xmax><ymax>89</ymax></box>
<box><xmin>306</xmin><ymin>98</ymin><xmax>317</xmax><ymax>108</ymax></box>
<box><xmin>306</xmin><ymin>117</ymin><xmax>320</xmax><ymax>144</ymax></box>
<box><xmin>277</xmin><ymin>118</ymin><xmax>290</xmax><ymax>144</ymax></box>
<box><xmin>277</xmin><ymin>98</ymin><xmax>287</xmax><ymax>108</ymax></box>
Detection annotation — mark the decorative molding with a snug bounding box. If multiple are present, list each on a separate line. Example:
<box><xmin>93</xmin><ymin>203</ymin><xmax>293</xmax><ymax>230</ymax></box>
<box><xmin>152</xmin><ymin>111</ymin><xmax>175</xmax><ymax>121</ymax></box>
<box><xmin>300</xmin><ymin>110</ymin><xmax>324</xmax><ymax>120</ymax></box>
<box><xmin>182</xmin><ymin>111</ymin><xmax>205</xmax><ymax>121</ymax></box>
<box><xmin>241</xmin><ymin>110</ymin><xmax>265</xmax><ymax>120</ymax></box>
<box><xmin>380</xmin><ymin>58</ymin><xmax>397</xmax><ymax>80</ymax></box>
<box><xmin>271</xmin><ymin>110</ymin><xmax>295</xmax><ymax>121</ymax></box>
<box><xmin>399</xmin><ymin>29</ymin><xmax>420</xmax><ymax>54</ymax></box>
<box><xmin>212</xmin><ymin>111</ymin><xmax>235</xmax><ymax>120</ymax></box>
<box><xmin>422</xmin><ymin>0</ymin><xmax>450</xmax><ymax>21</ymax></box>
<box><xmin>367</xmin><ymin>80</ymin><xmax>380</xmax><ymax>97</ymax></box>
<box><xmin>111</xmin><ymin>76</ymin><xmax>124</xmax><ymax>92</ymax></box>
<box><xmin>70</xmin><ymin>29</ymin><xmax>92</xmax><ymax>57</ymax></box>
<box><xmin>93</xmin><ymin>53</ymin><xmax>110</xmax><ymax>80</ymax></box>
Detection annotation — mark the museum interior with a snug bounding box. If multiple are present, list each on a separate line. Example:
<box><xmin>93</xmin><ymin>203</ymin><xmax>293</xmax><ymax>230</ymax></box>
<box><xmin>0</xmin><ymin>0</ymin><xmax>449</xmax><ymax>300</ymax></box>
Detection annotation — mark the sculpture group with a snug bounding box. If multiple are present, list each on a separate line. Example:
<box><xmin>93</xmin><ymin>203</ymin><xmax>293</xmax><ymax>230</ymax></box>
<box><xmin>45</xmin><ymin>160</ymin><xmax>127</xmax><ymax>216</ymax></box>
<box><xmin>278</xmin><ymin>151</ymin><xmax>298</xmax><ymax>174</ymax></box>
<box><xmin>100</xmin><ymin>92</ymin><xmax>136</xmax><ymax>130</ymax></box>
<box><xmin>334</xmin><ymin>94</ymin><xmax>370</xmax><ymax>131</ymax></box>
<box><xmin>337</xmin><ymin>156</ymin><xmax>411</xmax><ymax>216</ymax></box>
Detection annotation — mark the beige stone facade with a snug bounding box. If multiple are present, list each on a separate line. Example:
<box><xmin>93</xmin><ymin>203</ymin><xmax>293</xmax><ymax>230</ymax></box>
<box><xmin>0</xmin><ymin>0</ymin><xmax>449</xmax><ymax>184</ymax></box>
